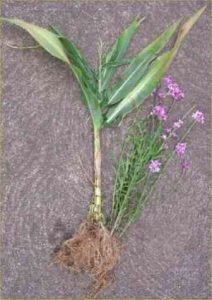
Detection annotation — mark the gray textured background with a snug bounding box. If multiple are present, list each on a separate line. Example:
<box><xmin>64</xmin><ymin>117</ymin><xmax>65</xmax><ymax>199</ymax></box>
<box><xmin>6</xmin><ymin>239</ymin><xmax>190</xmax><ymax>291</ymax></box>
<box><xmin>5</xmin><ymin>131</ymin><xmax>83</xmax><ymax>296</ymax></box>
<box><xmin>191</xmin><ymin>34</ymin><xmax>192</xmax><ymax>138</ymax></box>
<box><xmin>1</xmin><ymin>0</ymin><xmax>211</xmax><ymax>298</ymax></box>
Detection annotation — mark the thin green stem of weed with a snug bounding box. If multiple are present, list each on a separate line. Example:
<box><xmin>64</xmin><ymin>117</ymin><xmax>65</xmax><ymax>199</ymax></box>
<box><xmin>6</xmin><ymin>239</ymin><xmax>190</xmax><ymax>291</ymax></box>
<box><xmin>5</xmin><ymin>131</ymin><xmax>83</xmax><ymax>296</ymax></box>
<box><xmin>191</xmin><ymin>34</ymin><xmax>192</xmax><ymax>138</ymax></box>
<box><xmin>110</xmin><ymin>106</ymin><xmax>197</xmax><ymax>237</ymax></box>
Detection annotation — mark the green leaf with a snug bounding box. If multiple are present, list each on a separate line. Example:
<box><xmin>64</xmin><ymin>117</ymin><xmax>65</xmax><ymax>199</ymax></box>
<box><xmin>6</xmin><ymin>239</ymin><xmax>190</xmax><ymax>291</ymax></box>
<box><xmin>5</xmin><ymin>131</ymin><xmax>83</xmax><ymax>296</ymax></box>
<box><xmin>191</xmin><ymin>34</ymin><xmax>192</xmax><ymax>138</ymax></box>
<box><xmin>105</xmin><ymin>6</ymin><xmax>206</xmax><ymax>125</ymax></box>
<box><xmin>107</xmin><ymin>19</ymin><xmax>181</xmax><ymax>106</ymax></box>
<box><xmin>102</xmin><ymin>58</ymin><xmax>130</xmax><ymax>69</ymax></box>
<box><xmin>70</xmin><ymin>64</ymin><xmax>103</xmax><ymax>129</ymax></box>
<box><xmin>50</xmin><ymin>26</ymin><xmax>103</xmax><ymax>127</ymax></box>
<box><xmin>110</xmin><ymin>119</ymin><xmax>164</xmax><ymax>234</ymax></box>
<box><xmin>51</xmin><ymin>26</ymin><xmax>97</xmax><ymax>93</ymax></box>
<box><xmin>106</xmin><ymin>51</ymin><xmax>172</xmax><ymax>124</ymax></box>
<box><xmin>1</xmin><ymin>18</ymin><xmax>70</xmax><ymax>63</ymax></box>
<box><xmin>100</xmin><ymin>16</ymin><xmax>145</xmax><ymax>92</ymax></box>
<box><xmin>1</xmin><ymin>18</ymin><xmax>103</xmax><ymax>127</ymax></box>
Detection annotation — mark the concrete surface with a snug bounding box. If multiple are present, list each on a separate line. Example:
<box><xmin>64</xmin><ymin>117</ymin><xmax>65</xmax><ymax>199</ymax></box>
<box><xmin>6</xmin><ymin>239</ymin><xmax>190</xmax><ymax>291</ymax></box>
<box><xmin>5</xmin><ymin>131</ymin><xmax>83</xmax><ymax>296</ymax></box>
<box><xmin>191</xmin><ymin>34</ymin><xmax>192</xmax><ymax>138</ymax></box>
<box><xmin>1</xmin><ymin>0</ymin><xmax>211</xmax><ymax>298</ymax></box>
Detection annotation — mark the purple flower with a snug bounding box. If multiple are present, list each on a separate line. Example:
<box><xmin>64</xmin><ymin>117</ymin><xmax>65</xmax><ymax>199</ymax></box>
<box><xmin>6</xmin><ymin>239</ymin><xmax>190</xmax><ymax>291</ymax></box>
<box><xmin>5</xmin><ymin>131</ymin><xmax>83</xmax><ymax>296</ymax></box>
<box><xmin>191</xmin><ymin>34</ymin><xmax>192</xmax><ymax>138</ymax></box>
<box><xmin>173</xmin><ymin>119</ymin><xmax>183</xmax><ymax>130</ymax></box>
<box><xmin>149</xmin><ymin>160</ymin><xmax>161</xmax><ymax>173</ymax></box>
<box><xmin>175</xmin><ymin>143</ymin><xmax>187</xmax><ymax>157</ymax></box>
<box><xmin>181</xmin><ymin>159</ymin><xmax>190</xmax><ymax>171</ymax></box>
<box><xmin>163</xmin><ymin>75</ymin><xmax>184</xmax><ymax>100</ymax></box>
<box><xmin>151</xmin><ymin>105</ymin><xmax>167</xmax><ymax>121</ymax></box>
<box><xmin>163</xmin><ymin>75</ymin><xmax>173</xmax><ymax>86</ymax></box>
<box><xmin>168</xmin><ymin>83</ymin><xmax>184</xmax><ymax>101</ymax></box>
<box><xmin>192</xmin><ymin>110</ymin><xmax>205</xmax><ymax>124</ymax></box>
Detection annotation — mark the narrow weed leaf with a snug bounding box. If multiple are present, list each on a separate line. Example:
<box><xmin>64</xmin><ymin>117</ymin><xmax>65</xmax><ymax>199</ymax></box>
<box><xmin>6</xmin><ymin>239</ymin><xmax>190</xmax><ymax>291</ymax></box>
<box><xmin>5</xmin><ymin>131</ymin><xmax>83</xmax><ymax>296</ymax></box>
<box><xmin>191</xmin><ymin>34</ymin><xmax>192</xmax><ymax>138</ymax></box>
<box><xmin>2</xmin><ymin>18</ymin><xmax>70</xmax><ymax>63</ymax></box>
<box><xmin>110</xmin><ymin>119</ymin><xmax>164</xmax><ymax>235</ymax></box>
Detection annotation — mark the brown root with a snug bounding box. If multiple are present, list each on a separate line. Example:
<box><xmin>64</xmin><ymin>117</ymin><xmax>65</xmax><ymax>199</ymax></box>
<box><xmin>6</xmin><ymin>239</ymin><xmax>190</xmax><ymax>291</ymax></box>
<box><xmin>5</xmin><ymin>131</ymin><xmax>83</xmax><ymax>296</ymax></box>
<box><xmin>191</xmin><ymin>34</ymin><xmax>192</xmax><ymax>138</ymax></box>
<box><xmin>54</xmin><ymin>221</ymin><xmax>122</xmax><ymax>296</ymax></box>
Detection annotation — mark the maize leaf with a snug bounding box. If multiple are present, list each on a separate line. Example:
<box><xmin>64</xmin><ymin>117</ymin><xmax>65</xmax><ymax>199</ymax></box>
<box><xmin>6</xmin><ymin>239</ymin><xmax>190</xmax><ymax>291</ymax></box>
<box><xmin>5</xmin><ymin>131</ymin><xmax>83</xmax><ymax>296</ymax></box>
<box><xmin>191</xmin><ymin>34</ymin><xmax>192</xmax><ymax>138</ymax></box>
<box><xmin>70</xmin><ymin>64</ymin><xmax>103</xmax><ymax>129</ymax></box>
<box><xmin>100</xmin><ymin>17</ymin><xmax>145</xmax><ymax>92</ymax></box>
<box><xmin>1</xmin><ymin>18</ymin><xmax>70</xmax><ymax>63</ymax></box>
<box><xmin>50</xmin><ymin>26</ymin><xmax>102</xmax><ymax>127</ymax></box>
<box><xmin>51</xmin><ymin>26</ymin><xmax>97</xmax><ymax>94</ymax></box>
<box><xmin>107</xmin><ymin>19</ymin><xmax>181</xmax><ymax>105</ymax></box>
<box><xmin>105</xmin><ymin>6</ymin><xmax>206</xmax><ymax>125</ymax></box>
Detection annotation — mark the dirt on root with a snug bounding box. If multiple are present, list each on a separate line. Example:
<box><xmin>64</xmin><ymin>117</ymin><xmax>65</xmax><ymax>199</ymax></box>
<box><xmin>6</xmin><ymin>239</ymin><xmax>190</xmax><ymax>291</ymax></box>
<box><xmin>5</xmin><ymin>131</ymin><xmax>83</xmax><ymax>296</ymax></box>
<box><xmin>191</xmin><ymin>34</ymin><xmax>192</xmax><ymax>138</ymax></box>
<box><xmin>54</xmin><ymin>221</ymin><xmax>123</xmax><ymax>296</ymax></box>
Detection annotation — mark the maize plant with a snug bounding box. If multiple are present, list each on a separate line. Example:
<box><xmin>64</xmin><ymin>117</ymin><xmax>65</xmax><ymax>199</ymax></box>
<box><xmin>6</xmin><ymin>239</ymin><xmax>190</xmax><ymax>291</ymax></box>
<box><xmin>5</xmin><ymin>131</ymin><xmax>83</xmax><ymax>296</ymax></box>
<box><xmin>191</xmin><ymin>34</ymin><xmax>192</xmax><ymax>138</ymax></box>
<box><xmin>1</xmin><ymin>5</ymin><xmax>206</xmax><ymax>297</ymax></box>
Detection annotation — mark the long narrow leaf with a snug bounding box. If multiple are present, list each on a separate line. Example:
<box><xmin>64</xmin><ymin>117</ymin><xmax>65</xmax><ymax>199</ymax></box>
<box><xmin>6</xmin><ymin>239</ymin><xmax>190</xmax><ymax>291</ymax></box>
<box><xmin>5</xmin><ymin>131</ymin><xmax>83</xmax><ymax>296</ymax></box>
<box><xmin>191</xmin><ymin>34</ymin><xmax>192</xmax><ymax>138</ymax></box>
<box><xmin>1</xmin><ymin>18</ymin><xmax>70</xmax><ymax>63</ymax></box>
<box><xmin>50</xmin><ymin>26</ymin><xmax>102</xmax><ymax>127</ymax></box>
<box><xmin>1</xmin><ymin>18</ymin><xmax>103</xmax><ymax>128</ymax></box>
<box><xmin>107</xmin><ymin>19</ymin><xmax>181</xmax><ymax>105</ymax></box>
<box><xmin>106</xmin><ymin>51</ymin><xmax>172</xmax><ymax>124</ymax></box>
<box><xmin>51</xmin><ymin>26</ymin><xmax>97</xmax><ymax>93</ymax></box>
<box><xmin>105</xmin><ymin>6</ymin><xmax>206</xmax><ymax>125</ymax></box>
<box><xmin>70</xmin><ymin>64</ymin><xmax>103</xmax><ymax>129</ymax></box>
<box><xmin>100</xmin><ymin>17</ymin><xmax>145</xmax><ymax>92</ymax></box>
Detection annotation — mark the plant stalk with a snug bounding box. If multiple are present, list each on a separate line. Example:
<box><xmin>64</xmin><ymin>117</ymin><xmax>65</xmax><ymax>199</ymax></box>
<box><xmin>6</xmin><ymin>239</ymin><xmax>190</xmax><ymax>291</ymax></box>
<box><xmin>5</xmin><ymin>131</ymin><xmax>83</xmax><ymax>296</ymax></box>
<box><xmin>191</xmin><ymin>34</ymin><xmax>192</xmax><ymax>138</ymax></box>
<box><xmin>89</xmin><ymin>126</ymin><xmax>103</xmax><ymax>222</ymax></box>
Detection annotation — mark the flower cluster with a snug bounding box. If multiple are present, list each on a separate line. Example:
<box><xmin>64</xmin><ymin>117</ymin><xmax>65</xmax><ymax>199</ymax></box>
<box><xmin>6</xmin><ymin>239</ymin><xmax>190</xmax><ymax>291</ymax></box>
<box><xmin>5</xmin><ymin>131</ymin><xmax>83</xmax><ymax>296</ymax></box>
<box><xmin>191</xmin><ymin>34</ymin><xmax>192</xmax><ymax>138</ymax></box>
<box><xmin>175</xmin><ymin>142</ymin><xmax>187</xmax><ymax>157</ymax></box>
<box><xmin>148</xmin><ymin>75</ymin><xmax>205</xmax><ymax>176</ymax></box>
<box><xmin>151</xmin><ymin>105</ymin><xmax>167</xmax><ymax>121</ymax></box>
<box><xmin>181</xmin><ymin>159</ymin><xmax>190</xmax><ymax>171</ymax></box>
<box><xmin>163</xmin><ymin>76</ymin><xmax>184</xmax><ymax>101</ymax></box>
<box><xmin>163</xmin><ymin>75</ymin><xmax>172</xmax><ymax>86</ymax></box>
<box><xmin>153</xmin><ymin>75</ymin><xmax>185</xmax><ymax>102</ymax></box>
<box><xmin>192</xmin><ymin>110</ymin><xmax>205</xmax><ymax>124</ymax></box>
<box><xmin>173</xmin><ymin>119</ymin><xmax>183</xmax><ymax>130</ymax></box>
<box><xmin>149</xmin><ymin>160</ymin><xmax>161</xmax><ymax>173</ymax></box>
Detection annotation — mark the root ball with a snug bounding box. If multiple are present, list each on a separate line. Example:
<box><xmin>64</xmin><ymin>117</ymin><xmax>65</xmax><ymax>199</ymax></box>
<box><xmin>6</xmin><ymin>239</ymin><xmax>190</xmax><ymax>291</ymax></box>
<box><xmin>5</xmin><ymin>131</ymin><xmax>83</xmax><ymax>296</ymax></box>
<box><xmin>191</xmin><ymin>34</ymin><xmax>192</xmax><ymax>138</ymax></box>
<box><xmin>54</xmin><ymin>221</ymin><xmax>122</xmax><ymax>296</ymax></box>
